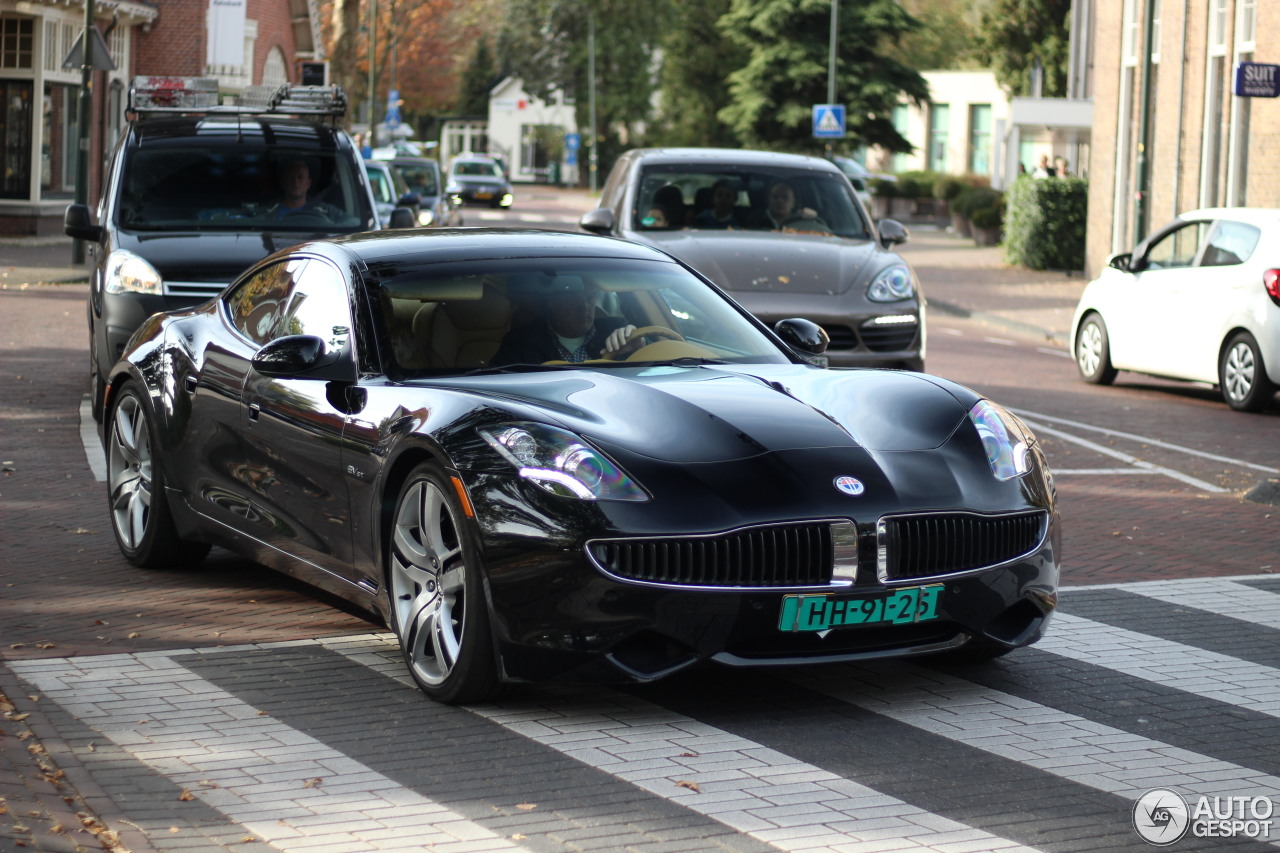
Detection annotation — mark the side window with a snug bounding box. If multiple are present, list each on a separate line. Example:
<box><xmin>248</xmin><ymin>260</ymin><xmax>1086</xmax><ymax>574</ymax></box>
<box><xmin>1200</xmin><ymin>220</ymin><xmax>1260</xmax><ymax>267</ymax></box>
<box><xmin>1145</xmin><ymin>222</ymin><xmax>1209</xmax><ymax>270</ymax></box>
<box><xmin>225</xmin><ymin>260</ymin><xmax>308</xmax><ymax>345</ymax></box>
<box><xmin>277</xmin><ymin>261</ymin><xmax>353</xmax><ymax>352</ymax></box>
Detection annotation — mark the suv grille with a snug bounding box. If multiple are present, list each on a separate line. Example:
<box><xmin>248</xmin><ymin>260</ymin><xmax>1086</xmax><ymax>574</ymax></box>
<box><xmin>589</xmin><ymin>523</ymin><xmax>834</xmax><ymax>588</ymax></box>
<box><xmin>860</xmin><ymin>319</ymin><xmax>918</xmax><ymax>352</ymax></box>
<box><xmin>878</xmin><ymin>510</ymin><xmax>1047</xmax><ymax>582</ymax></box>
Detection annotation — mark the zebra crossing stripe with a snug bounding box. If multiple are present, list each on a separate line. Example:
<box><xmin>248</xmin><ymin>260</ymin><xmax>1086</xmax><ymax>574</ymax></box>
<box><xmin>9</xmin><ymin>649</ymin><xmax>524</xmax><ymax>853</ymax></box>
<box><xmin>1041</xmin><ymin>613</ymin><xmax>1280</xmax><ymax>716</ymax></box>
<box><xmin>317</xmin><ymin>635</ymin><xmax>1041</xmax><ymax>853</ymax></box>
<box><xmin>1119</xmin><ymin>578</ymin><xmax>1280</xmax><ymax>630</ymax></box>
<box><xmin>785</xmin><ymin>661</ymin><xmax>1280</xmax><ymax>813</ymax></box>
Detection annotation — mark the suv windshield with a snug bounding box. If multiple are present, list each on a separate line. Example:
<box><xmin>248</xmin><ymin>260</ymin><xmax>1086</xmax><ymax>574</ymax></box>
<box><xmin>118</xmin><ymin>146</ymin><xmax>368</xmax><ymax>231</ymax></box>
<box><xmin>635</xmin><ymin>165</ymin><xmax>871</xmax><ymax>239</ymax></box>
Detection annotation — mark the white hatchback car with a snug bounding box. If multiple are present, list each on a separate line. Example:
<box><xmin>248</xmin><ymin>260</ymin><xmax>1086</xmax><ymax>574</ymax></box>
<box><xmin>1071</xmin><ymin>207</ymin><xmax>1280</xmax><ymax>411</ymax></box>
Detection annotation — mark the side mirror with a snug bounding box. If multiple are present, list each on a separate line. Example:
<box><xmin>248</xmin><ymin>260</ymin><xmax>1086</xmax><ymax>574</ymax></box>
<box><xmin>252</xmin><ymin>334</ymin><xmax>352</xmax><ymax>381</ymax></box>
<box><xmin>398</xmin><ymin>192</ymin><xmax>421</xmax><ymax>207</ymax></box>
<box><xmin>580</xmin><ymin>208</ymin><xmax>615</xmax><ymax>235</ymax></box>
<box><xmin>389</xmin><ymin>207</ymin><xmax>416</xmax><ymax>229</ymax></box>
<box><xmin>876</xmin><ymin>218</ymin><xmax>909</xmax><ymax>248</ymax></box>
<box><xmin>1107</xmin><ymin>252</ymin><xmax>1133</xmax><ymax>272</ymax></box>
<box><xmin>64</xmin><ymin>204</ymin><xmax>103</xmax><ymax>242</ymax></box>
<box><xmin>774</xmin><ymin>318</ymin><xmax>829</xmax><ymax>355</ymax></box>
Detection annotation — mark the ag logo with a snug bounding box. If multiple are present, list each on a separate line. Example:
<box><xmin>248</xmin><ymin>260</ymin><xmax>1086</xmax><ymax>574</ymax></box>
<box><xmin>833</xmin><ymin>476</ymin><xmax>864</xmax><ymax>496</ymax></box>
<box><xmin>1134</xmin><ymin>788</ymin><xmax>1190</xmax><ymax>845</ymax></box>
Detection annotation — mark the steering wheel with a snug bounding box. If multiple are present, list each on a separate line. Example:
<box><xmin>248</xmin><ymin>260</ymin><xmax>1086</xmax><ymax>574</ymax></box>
<box><xmin>607</xmin><ymin>325</ymin><xmax>685</xmax><ymax>360</ymax></box>
<box><xmin>782</xmin><ymin>214</ymin><xmax>831</xmax><ymax>233</ymax></box>
<box><xmin>282</xmin><ymin>208</ymin><xmax>332</xmax><ymax>221</ymax></box>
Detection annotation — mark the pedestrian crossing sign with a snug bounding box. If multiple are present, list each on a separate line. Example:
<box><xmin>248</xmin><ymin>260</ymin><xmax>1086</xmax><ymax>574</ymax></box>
<box><xmin>813</xmin><ymin>104</ymin><xmax>846</xmax><ymax>138</ymax></box>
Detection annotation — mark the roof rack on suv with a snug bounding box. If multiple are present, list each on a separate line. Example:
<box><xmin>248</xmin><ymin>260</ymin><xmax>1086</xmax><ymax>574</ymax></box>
<box><xmin>128</xmin><ymin>76</ymin><xmax>347</xmax><ymax>118</ymax></box>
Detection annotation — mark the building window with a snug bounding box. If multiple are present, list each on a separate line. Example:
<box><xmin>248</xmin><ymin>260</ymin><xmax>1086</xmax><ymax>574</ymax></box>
<box><xmin>927</xmin><ymin>104</ymin><xmax>950</xmax><ymax>173</ymax></box>
<box><xmin>968</xmin><ymin>105</ymin><xmax>991</xmax><ymax>175</ymax></box>
<box><xmin>40</xmin><ymin>83</ymin><xmax>77</xmax><ymax>198</ymax></box>
<box><xmin>1238</xmin><ymin>0</ymin><xmax>1257</xmax><ymax>50</ymax></box>
<box><xmin>1</xmin><ymin>80</ymin><xmax>33</xmax><ymax>199</ymax></box>
<box><xmin>262</xmin><ymin>46</ymin><xmax>287</xmax><ymax>86</ymax></box>
<box><xmin>890</xmin><ymin>104</ymin><xmax>908</xmax><ymax>172</ymax></box>
<box><xmin>1209</xmin><ymin>0</ymin><xmax>1228</xmax><ymax>50</ymax></box>
<box><xmin>1</xmin><ymin>16</ymin><xmax>34</xmax><ymax>69</ymax></box>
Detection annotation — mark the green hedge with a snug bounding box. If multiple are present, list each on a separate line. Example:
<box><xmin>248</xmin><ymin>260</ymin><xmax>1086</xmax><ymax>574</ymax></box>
<box><xmin>1003</xmin><ymin>176</ymin><xmax>1088</xmax><ymax>271</ymax></box>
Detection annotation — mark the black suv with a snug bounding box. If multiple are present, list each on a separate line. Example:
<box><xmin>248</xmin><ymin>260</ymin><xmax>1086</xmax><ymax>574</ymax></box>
<box><xmin>66</xmin><ymin>77</ymin><xmax>398</xmax><ymax>420</ymax></box>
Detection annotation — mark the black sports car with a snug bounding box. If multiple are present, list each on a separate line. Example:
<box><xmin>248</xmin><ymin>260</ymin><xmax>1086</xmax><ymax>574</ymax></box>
<box><xmin>104</xmin><ymin>229</ymin><xmax>1060</xmax><ymax>704</ymax></box>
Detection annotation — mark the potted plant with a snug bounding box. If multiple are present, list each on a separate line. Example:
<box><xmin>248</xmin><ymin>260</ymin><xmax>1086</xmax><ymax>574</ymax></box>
<box><xmin>969</xmin><ymin>192</ymin><xmax>1005</xmax><ymax>246</ymax></box>
<box><xmin>934</xmin><ymin>176</ymin><xmax>969</xmax><ymax>236</ymax></box>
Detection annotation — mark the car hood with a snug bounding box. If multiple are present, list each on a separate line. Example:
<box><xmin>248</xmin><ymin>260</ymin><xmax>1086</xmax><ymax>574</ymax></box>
<box><xmin>451</xmin><ymin>364</ymin><xmax>974</xmax><ymax>464</ymax></box>
<box><xmin>632</xmin><ymin>229</ymin><xmax>882</xmax><ymax>296</ymax></box>
<box><xmin>115</xmin><ymin>230</ymin><xmax>323</xmax><ymax>284</ymax></box>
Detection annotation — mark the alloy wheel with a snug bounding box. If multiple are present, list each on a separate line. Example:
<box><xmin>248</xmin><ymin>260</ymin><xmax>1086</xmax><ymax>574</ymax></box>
<box><xmin>389</xmin><ymin>478</ymin><xmax>468</xmax><ymax>687</ymax></box>
<box><xmin>1077</xmin><ymin>323</ymin><xmax>1103</xmax><ymax>377</ymax></box>
<box><xmin>1222</xmin><ymin>341</ymin><xmax>1257</xmax><ymax>404</ymax></box>
<box><xmin>108</xmin><ymin>393</ymin><xmax>153</xmax><ymax>550</ymax></box>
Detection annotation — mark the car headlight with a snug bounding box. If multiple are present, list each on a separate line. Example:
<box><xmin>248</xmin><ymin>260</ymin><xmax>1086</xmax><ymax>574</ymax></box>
<box><xmin>417</xmin><ymin>209</ymin><xmax>435</xmax><ymax>226</ymax></box>
<box><xmin>968</xmin><ymin>400</ymin><xmax>1034</xmax><ymax>480</ymax></box>
<box><xmin>867</xmin><ymin>264</ymin><xmax>914</xmax><ymax>302</ymax></box>
<box><xmin>478</xmin><ymin>422</ymin><xmax>649</xmax><ymax>501</ymax></box>
<box><xmin>104</xmin><ymin>249</ymin><xmax>163</xmax><ymax>296</ymax></box>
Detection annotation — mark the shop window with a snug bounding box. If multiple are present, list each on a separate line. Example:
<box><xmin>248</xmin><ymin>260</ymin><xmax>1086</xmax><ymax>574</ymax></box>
<box><xmin>1</xmin><ymin>80</ymin><xmax>33</xmax><ymax>199</ymax></box>
<box><xmin>1</xmin><ymin>16</ymin><xmax>34</xmax><ymax>69</ymax></box>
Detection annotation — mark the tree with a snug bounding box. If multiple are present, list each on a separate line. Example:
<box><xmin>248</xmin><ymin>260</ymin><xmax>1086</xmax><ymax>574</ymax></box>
<box><xmin>500</xmin><ymin>0</ymin><xmax>675</xmax><ymax>182</ymax></box>
<box><xmin>718</xmin><ymin>0</ymin><xmax>931</xmax><ymax>154</ymax></box>
<box><xmin>882</xmin><ymin>0</ymin><xmax>981</xmax><ymax>71</ymax></box>
<box><xmin>650</xmin><ymin>0</ymin><xmax>747</xmax><ymax>148</ymax></box>
<box><xmin>970</xmin><ymin>0</ymin><xmax>1071</xmax><ymax>97</ymax></box>
<box><xmin>457</xmin><ymin>38</ymin><xmax>498</xmax><ymax>116</ymax></box>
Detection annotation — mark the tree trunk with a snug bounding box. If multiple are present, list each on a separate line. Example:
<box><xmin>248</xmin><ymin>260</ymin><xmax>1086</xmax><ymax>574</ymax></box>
<box><xmin>330</xmin><ymin>0</ymin><xmax>363</xmax><ymax>123</ymax></box>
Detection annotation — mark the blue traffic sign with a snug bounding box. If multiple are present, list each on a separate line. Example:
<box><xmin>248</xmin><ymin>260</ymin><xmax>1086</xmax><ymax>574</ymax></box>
<box><xmin>1235</xmin><ymin>62</ymin><xmax>1280</xmax><ymax>98</ymax></box>
<box><xmin>565</xmin><ymin>132</ymin><xmax>581</xmax><ymax>151</ymax></box>
<box><xmin>813</xmin><ymin>104</ymin><xmax>846</xmax><ymax>139</ymax></box>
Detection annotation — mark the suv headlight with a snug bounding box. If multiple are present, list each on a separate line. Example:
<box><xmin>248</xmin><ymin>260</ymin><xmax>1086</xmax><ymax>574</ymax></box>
<box><xmin>104</xmin><ymin>249</ymin><xmax>163</xmax><ymax>296</ymax></box>
<box><xmin>867</xmin><ymin>264</ymin><xmax>914</xmax><ymax>302</ymax></box>
<box><xmin>968</xmin><ymin>400</ymin><xmax>1035</xmax><ymax>480</ymax></box>
<box><xmin>479</xmin><ymin>422</ymin><xmax>649</xmax><ymax>501</ymax></box>
<box><xmin>417</xmin><ymin>209</ymin><xmax>435</xmax><ymax>226</ymax></box>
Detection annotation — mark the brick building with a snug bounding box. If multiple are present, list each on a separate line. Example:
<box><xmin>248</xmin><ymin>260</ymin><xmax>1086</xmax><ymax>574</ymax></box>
<box><xmin>1088</xmin><ymin>0</ymin><xmax>1273</xmax><ymax>277</ymax></box>
<box><xmin>0</xmin><ymin>0</ymin><xmax>321</xmax><ymax>235</ymax></box>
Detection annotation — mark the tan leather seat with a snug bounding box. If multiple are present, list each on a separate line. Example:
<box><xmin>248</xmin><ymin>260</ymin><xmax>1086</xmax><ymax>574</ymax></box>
<box><xmin>427</xmin><ymin>285</ymin><xmax>513</xmax><ymax>369</ymax></box>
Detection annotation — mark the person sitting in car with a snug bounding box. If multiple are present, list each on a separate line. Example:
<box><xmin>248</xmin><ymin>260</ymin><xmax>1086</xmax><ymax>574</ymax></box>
<box><xmin>494</xmin><ymin>280</ymin><xmax>640</xmax><ymax>365</ymax></box>
<box><xmin>270</xmin><ymin>158</ymin><xmax>341</xmax><ymax>220</ymax></box>
<box><xmin>694</xmin><ymin>180</ymin><xmax>743</xmax><ymax>229</ymax></box>
<box><xmin>748</xmin><ymin>179</ymin><xmax>827</xmax><ymax>231</ymax></box>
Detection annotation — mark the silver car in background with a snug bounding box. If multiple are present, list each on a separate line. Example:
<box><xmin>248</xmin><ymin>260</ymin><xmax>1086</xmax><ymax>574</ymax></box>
<box><xmin>580</xmin><ymin>148</ymin><xmax>922</xmax><ymax>370</ymax></box>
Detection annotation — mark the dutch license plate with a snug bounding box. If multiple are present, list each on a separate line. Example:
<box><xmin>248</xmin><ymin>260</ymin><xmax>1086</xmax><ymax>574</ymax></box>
<box><xmin>778</xmin><ymin>585</ymin><xmax>943</xmax><ymax>632</ymax></box>
<box><xmin>475</xmin><ymin>191</ymin><xmax>493</xmax><ymax>199</ymax></box>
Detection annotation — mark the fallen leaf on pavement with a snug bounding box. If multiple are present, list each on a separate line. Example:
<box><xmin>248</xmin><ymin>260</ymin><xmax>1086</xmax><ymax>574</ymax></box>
<box><xmin>516</xmin><ymin>803</ymin><xmax>537</xmax><ymax>810</ymax></box>
<box><xmin>675</xmin><ymin>780</ymin><xmax>701</xmax><ymax>792</ymax></box>
<box><xmin>177</xmin><ymin>790</ymin><xmax>194</xmax><ymax>801</ymax></box>
<box><xmin>303</xmin><ymin>778</ymin><xmax>323</xmax><ymax>788</ymax></box>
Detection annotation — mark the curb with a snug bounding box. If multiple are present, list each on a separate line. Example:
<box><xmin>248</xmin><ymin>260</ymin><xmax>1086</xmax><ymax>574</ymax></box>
<box><xmin>927</xmin><ymin>297</ymin><xmax>1070</xmax><ymax>347</ymax></box>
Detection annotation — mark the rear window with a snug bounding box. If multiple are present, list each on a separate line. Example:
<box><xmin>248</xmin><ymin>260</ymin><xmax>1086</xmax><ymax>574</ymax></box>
<box><xmin>116</xmin><ymin>145</ymin><xmax>374</xmax><ymax>232</ymax></box>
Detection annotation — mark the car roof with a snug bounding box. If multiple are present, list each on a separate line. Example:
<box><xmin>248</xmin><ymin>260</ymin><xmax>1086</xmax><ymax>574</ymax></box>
<box><xmin>1181</xmin><ymin>207</ymin><xmax>1280</xmax><ymax>224</ymax></box>
<box><xmin>621</xmin><ymin>147</ymin><xmax>843</xmax><ymax>173</ymax></box>
<box><xmin>306</xmin><ymin>228</ymin><xmax>679</xmax><ymax>267</ymax></box>
<box><xmin>131</xmin><ymin>116</ymin><xmax>348</xmax><ymax>145</ymax></box>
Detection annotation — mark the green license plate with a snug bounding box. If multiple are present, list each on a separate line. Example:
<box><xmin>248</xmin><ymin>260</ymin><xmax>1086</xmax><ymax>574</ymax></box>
<box><xmin>779</xmin><ymin>585</ymin><xmax>943</xmax><ymax>632</ymax></box>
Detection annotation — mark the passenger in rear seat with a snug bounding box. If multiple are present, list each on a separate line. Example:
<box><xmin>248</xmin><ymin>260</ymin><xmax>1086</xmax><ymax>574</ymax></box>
<box><xmin>493</xmin><ymin>281</ymin><xmax>638</xmax><ymax>365</ymax></box>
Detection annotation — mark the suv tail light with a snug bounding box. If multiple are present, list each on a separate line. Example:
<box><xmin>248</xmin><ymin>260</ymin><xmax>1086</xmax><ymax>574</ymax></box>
<box><xmin>1266</xmin><ymin>269</ymin><xmax>1280</xmax><ymax>308</ymax></box>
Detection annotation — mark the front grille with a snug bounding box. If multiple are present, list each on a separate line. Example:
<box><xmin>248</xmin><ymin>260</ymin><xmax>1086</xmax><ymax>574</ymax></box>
<box><xmin>589</xmin><ymin>523</ymin><xmax>833</xmax><ymax>588</ymax></box>
<box><xmin>878</xmin><ymin>510</ymin><xmax>1047</xmax><ymax>582</ymax></box>
<box><xmin>822</xmin><ymin>325</ymin><xmax>858</xmax><ymax>350</ymax></box>
<box><xmin>859</xmin><ymin>319</ymin><xmax>918</xmax><ymax>352</ymax></box>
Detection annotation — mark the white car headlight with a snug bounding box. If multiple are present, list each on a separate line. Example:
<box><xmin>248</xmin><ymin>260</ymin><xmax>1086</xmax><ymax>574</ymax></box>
<box><xmin>968</xmin><ymin>400</ymin><xmax>1035</xmax><ymax>480</ymax></box>
<box><xmin>867</xmin><ymin>264</ymin><xmax>914</xmax><ymax>302</ymax></box>
<box><xmin>104</xmin><ymin>249</ymin><xmax>163</xmax><ymax>296</ymax></box>
<box><xmin>417</xmin><ymin>209</ymin><xmax>435</xmax><ymax>226</ymax></box>
<box><xmin>479</xmin><ymin>422</ymin><xmax>649</xmax><ymax>501</ymax></box>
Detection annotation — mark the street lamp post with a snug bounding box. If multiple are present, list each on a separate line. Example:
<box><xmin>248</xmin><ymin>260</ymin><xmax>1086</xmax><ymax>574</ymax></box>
<box><xmin>587</xmin><ymin>8</ymin><xmax>597</xmax><ymax>193</ymax></box>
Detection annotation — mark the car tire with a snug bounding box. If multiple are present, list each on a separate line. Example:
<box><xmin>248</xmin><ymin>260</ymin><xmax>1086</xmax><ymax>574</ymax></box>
<box><xmin>1219</xmin><ymin>331</ymin><xmax>1277</xmax><ymax>412</ymax></box>
<box><xmin>387</xmin><ymin>462</ymin><xmax>500</xmax><ymax>704</ymax></box>
<box><xmin>106</xmin><ymin>383</ymin><xmax>211</xmax><ymax>568</ymax></box>
<box><xmin>1075</xmin><ymin>313</ymin><xmax>1117</xmax><ymax>385</ymax></box>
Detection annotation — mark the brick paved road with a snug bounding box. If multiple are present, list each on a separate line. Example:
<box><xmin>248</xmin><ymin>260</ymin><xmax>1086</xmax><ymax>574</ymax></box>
<box><xmin>4</xmin><ymin>231</ymin><xmax>1280</xmax><ymax>851</ymax></box>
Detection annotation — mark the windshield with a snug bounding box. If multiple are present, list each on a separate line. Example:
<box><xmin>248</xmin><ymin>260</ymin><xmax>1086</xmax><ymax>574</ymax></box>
<box><xmin>453</xmin><ymin>160</ymin><xmax>502</xmax><ymax>179</ymax></box>
<box><xmin>369</xmin><ymin>256</ymin><xmax>792</xmax><ymax>378</ymax></box>
<box><xmin>117</xmin><ymin>146</ymin><xmax>372</xmax><ymax>231</ymax></box>
<box><xmin>394</xmin><ymin>162</ymin><xmax>439</xmax><ymax>196</ymax></box>
<box><xmin>634</xmin><ymin>164</ymin><xmax>871</xmax><ymax>239</ymax></box>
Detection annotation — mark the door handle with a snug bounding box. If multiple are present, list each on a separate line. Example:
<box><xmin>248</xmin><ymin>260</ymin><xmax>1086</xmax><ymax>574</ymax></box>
<box><xmin>248</xmin><ymin>403</ymin><xmax>260</xmax><ymax>422</ymax></box>
<box><xmin>184</xmin><ymin>375</ymin><xmax>198</xmax><ymax>393</ymax></box>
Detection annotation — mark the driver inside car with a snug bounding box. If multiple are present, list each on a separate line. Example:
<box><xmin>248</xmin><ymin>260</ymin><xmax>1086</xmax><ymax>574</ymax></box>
<box><xmin>270</xmin><ymin>157</ymin><xmax>341</xmax><ymax>220</ymax></box>
<box><xmin>493</xmin><ymin>280</ymin><xmax>639</xmax><ymax>364</ymax></box>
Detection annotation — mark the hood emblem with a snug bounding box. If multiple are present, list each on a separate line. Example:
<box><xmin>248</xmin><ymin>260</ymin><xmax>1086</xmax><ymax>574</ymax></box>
<box><xmin>834</xmin><ymin>476</ymin><xmax>865</xmax><ymax>496</ymax></box>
